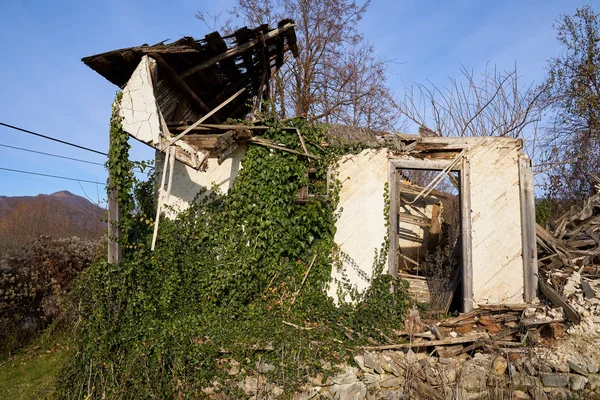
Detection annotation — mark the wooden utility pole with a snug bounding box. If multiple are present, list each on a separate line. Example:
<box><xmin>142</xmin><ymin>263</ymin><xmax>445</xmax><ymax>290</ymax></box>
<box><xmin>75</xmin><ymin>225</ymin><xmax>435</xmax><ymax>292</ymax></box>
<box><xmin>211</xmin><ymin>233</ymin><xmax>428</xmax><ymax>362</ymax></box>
<box><xmin>107</xmin><ymin>154</ymin><xmax>121</xmax><ymax>263</ymax></box>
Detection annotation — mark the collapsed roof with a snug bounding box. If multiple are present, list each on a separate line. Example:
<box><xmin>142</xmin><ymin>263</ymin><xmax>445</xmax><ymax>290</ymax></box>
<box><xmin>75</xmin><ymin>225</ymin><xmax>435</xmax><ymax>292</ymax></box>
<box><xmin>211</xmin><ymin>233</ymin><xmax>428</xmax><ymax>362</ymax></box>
<box><xmin>83</xmin><ymin>20</ymin><xmax>298</xmax><ymax>125</ymax></box>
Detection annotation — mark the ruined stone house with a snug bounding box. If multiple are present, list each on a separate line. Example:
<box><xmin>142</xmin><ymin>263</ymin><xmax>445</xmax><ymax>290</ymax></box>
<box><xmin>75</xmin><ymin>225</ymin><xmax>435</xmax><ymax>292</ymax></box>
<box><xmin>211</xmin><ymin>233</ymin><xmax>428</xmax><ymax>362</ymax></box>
<box><xmin>83</xmin><ymin>20</ymin><xmax>537</xmax><ymax>313</ymax></box>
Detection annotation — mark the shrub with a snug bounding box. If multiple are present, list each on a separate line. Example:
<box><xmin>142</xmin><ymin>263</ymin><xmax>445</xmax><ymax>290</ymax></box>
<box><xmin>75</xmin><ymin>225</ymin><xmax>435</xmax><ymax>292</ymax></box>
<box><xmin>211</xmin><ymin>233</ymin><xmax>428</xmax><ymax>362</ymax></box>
<box><xmin>0</xmin><ymin>235</ymin><xmax>103</xmax><ymax>355</ymax></box>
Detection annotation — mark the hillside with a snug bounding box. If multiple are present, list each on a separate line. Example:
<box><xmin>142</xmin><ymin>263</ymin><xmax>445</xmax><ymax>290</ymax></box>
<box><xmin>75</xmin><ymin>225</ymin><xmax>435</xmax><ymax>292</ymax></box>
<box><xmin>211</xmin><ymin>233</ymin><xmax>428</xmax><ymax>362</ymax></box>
<box><xmin>0</xmin><ymin>191</ymin><xmax>106</xmax><ymax>254</ymax></box>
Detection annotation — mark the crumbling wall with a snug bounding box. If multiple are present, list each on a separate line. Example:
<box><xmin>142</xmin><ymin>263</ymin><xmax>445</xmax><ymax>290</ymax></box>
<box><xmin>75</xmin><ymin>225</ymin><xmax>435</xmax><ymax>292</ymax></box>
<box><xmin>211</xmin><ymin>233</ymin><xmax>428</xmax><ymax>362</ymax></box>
<box><xmin>329</xmin><ymin>149</ymin><xmax>389</xmax><ymax>297</ymax></box>
<box><xmin>157</xmin><ymin>148</ymin><xmax>246</xmax><ymax>216</ymax></box>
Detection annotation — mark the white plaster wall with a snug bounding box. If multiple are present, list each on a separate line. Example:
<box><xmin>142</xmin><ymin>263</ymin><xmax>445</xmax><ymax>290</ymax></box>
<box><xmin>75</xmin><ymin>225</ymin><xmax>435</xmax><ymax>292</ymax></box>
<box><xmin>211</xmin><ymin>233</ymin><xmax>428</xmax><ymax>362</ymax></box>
<box><xmin>329</xmin><ymin>149</ymin><xmax>389</xmax><ymax>298</ymax></box>
<box><xmin>469</xmin><ymin>141</ymin><xmax>524</xmax><ymax>304</ymax></box>
<box><xmin>158</xmin><ymin>144</ymin><xmax>246</xmax><ymax>217</ymax></box>
<box><xmin>120</xmin><ymin>56</ymin><xmax>161</xmax><ymax>146</ymax></box>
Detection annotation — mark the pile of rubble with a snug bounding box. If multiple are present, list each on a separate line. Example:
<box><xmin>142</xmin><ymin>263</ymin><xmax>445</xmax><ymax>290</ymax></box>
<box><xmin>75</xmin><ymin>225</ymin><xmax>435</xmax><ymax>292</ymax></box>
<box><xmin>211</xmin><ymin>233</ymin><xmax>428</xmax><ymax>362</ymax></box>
<box><xmin>215</xmin><ymin>337</ymin><xmax>600</xmax><ymax>399</ymax></box>
<box><xmin>537</xmin><ymin>191</ymin><xmax>600</xmax><ymax>336</ymax></box>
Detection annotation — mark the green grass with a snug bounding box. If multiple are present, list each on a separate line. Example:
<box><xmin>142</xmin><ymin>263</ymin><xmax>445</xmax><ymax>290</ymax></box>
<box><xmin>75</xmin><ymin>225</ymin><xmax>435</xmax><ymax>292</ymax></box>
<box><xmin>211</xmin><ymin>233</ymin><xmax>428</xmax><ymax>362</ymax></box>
<box><xmin>0</xmin><ymin>338</ymin><xmax>71</xmax><ymax>400</ymax></box>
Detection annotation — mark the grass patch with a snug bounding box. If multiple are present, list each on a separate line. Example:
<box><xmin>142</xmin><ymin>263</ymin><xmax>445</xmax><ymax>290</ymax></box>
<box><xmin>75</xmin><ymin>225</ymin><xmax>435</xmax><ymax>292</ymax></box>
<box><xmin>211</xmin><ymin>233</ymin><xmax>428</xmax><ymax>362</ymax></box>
<box><xmin>0</xmin><ymin>337</ymin><xmax>71</xmax><ymax>400</ymax></box>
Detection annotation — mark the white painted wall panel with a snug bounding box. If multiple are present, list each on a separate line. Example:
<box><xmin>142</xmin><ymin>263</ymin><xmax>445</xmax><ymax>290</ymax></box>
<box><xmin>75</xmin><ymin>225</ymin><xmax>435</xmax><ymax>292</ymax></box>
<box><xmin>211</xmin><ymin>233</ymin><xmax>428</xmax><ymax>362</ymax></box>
<box><xmin>469</xmin><ymin>142</ymin><xmax>524</xmax><ymax>304</ymax></box>
<box><xmin>158</xmin><ymin>145</ymin><xmax>246</xmax><ymax>217</ymax></box>
<box><xmin>329</xmin><ymin>149</ymin><xmax>389</xmax><ymax>298</ymax></box>
<box><xmin>120</xmin><ymin>56</ymin><xmax>161</xmax><ymax>145</ymax></box>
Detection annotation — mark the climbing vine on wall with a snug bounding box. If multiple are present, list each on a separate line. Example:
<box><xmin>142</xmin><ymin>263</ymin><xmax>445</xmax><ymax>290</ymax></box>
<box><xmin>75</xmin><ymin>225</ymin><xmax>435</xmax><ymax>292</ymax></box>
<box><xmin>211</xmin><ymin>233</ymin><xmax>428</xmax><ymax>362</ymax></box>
<box><xmin>57</xmin><ymin>109</ymin><xmax>409</xmax><ymax>398</ymax></box>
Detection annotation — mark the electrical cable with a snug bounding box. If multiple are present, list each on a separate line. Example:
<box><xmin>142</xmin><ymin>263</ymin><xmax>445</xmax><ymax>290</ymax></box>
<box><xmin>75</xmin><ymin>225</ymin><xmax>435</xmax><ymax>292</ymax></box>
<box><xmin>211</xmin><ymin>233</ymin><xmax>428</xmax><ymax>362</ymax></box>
<box><xmin>0</xmin><ymin>167</ymin><xmax>103</xmax><ymax>185</ymax></box>
<box><xmin>0</xmin><ymin>143</ymin><xmax>105</xmax><ymax>166</ymax></box>
<box><xmin>0</xmin><ymin>121</ymin><xmax>108</xmax><ymax>156</ymax></box>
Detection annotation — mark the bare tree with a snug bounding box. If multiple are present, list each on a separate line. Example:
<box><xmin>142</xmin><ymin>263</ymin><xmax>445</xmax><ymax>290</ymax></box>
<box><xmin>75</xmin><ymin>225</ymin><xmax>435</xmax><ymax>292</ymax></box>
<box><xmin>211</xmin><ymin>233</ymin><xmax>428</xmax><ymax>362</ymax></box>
<box><xmin>397</xmin><ymin>65</ymin><xmax>543</xmax><ymax>141</ymax></box>
<box><xmin>197</xmin><ymin>0</ymin><xmax>401</xmax><ymax>130</ymax></box>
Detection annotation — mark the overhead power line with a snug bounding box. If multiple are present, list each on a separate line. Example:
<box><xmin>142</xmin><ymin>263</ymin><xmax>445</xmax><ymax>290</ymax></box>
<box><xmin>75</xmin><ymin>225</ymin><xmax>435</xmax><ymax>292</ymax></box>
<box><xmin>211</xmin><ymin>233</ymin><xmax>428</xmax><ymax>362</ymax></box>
<box><xmin>0</xmin><ymin>167</ymin><xmax>104</xmax><ymax>185</ymax></box>
<box><xmin>0</xmin><ymin>121</ymin><xmax>108</xmax><ymax>156</ymax></box>
<box><xmin>0</xmin><ymin>143</ymin><xmax>105</xmax><ymax>166</ymax></box>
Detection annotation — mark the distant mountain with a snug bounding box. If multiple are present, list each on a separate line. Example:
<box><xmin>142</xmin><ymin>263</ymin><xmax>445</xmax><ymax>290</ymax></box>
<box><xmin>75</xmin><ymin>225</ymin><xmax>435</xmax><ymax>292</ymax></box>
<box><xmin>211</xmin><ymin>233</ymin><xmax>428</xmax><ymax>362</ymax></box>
<box><xmin>0</xmin><ymin>191</ymin><xmax>106</xmax><ymax>254</ymax></box>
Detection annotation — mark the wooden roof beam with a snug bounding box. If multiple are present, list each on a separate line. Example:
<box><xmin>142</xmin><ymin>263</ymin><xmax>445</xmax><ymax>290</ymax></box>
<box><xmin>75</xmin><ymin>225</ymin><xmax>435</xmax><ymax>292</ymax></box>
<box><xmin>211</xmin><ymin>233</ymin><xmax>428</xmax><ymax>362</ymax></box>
<box><xmin>180</xmin><ymin>22</ymin><xmax>296</xmax><ymax>79</ymax></box>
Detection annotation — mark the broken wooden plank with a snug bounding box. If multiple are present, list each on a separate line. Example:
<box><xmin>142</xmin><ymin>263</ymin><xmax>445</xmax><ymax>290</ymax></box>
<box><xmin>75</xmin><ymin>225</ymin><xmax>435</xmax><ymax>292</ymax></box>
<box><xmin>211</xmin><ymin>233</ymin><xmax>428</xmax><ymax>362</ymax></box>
<box><xmin>247</xmin><ymin>137</ymin><xmax>319</xmax><ymax>159</ymax></box>
<box><xmin>165</xmin><ymin>88</ymin><xmax>246</xmax><ymax>148</ymax></box>
<box><xmin>539</xmin><ymin>280</ymin><xmax>581</xmax><ymax>324</ymax></box>
<box><xmin>360</xmin><ymin>332</ymin><xmax>489</xmax><ymax>351</ymax></box>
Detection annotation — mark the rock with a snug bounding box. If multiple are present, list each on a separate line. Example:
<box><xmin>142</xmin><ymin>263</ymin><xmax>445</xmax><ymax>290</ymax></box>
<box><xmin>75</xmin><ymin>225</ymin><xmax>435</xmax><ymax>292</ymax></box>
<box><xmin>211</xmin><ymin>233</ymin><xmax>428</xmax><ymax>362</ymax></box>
<box><xmin>353</xmin><ymin>355</ymin><xmax>370</xmax><ymax>373</ymax></box>
<box><xmin>379</xmin><ymin>376</ymin><xmax>405</xmax><ymax>389</ymax></box>
<box><xmin>528</xmin><ymin>387</ymin><xmax>549</xmax><ymax>400</ymax></box>
<box><xmin>460</xmin><ymin>361</ymin><xmax>489</xmax><ymax>392</ymax></box>
<box><xmin>512</xmin><ymin>373</ymin><xmax>537</xmax><ymax>388</ymax></box>
<box><xmin>583</xmin><ymin>356</ymin><xmax>599</xmax><ymax>374</ymax></box>
<box><xmin>491</xmin><ymin>356</ymin><xmax>508</xmax><ymax>376</ymax></box>
<box><xmin>363</xmin><ymin>352</ymin><xmax>383</xmax><ymax>374</ymax></box>
<box><xmin>329</xmin><ymin>381</ymin><xmax>366</xmax><ymax>400</ymax></box>
<box><xmin>441</xmin><ymin>365</ymin><xmax>458</xmax><ymax>384</ymax></box>
<box><xmin>546</xmin><ymin>356</ymin><xmax>569</xmax><ymax>373</ymax></box>
<box><xmin>570</xmin><ymin>374</ymin><xmax>588</xmax><ymax>391</ymax></box>
<box><xmin>378</xmin><ymin>391</ymin><xmax>408</xmax><ymax>400</ymax></box>
<box><xmin>405</xmin><ymin>349</ymin><xmax>417</xmax><ymax>364</ymax></box>
<box><xmin>587</xmin><ymin>374</ymin><xmax>600</xmax><ymax>391</ymax></box>
<box><xmin>540</xmin><ymin>373</ymin><xmax>569</xmax><ymax>388</ymax></box>
<box><xmin>423</xmin><ymin>365</ymin><xmax>441</xmax><ymax>386</ymax></box>
<box><xmin>511</xmin><ymin>390</ymin><xmax>530</xmax><ymax>400</ymax></box>
<box><xmin>385</xmin><ymin>352</ymin><xmax>407</xmax><ymax>372</ymax></box>
<box><xmin>438</xmin><ymin>357</ymin><xmax>452</xmax><ymax>365</ymax></box>
<box><xmin>361</xmin><ymin>372</ymin><xmax>380</xmax><ymax>385</ymax></box>
<box><xmin>379</xmin><ymin>354</ymin><xmax>399</xmax><ymax>376</ymax></box>
<box><xmin>567</xmin><ymin>360</ymin><xmax>587</xmax><ymax>375</ymax></box>
<box><xmin>478</xmin><ymin>315</ymin><xmax>493</xmax><ymax>326</ymax></box>
<box><xmin>328</xmin><ymin>366</ymin><xmax>359</xmax><ymax>385</ymax></box>
<box><xmin>523</xmin><ymin>360</ymin><xmax>537</xmax><ymax>376</ymax></box>
<box><xmin>546</xmin><ymin>388</ymin><xmax>570</xmax><ymax>400</ymax></box>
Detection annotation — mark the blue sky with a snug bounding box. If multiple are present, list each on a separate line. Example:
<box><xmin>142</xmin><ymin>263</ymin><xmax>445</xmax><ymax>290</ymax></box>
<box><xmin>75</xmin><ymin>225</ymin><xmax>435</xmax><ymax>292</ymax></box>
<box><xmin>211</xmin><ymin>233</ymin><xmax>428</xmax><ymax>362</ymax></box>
<box><xmin>0</xmin><ymin>0</ymin><xmax>594</xmax><ymax>203</ymax></box>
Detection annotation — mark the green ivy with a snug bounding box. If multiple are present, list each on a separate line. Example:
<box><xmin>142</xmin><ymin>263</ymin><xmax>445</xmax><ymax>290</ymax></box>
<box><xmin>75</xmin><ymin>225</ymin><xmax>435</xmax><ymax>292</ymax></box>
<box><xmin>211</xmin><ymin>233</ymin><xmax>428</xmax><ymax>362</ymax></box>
<box><xmin>56</xmin><ymin>113</ymin><xmax>409</xmax><ymax>398</ymax></box>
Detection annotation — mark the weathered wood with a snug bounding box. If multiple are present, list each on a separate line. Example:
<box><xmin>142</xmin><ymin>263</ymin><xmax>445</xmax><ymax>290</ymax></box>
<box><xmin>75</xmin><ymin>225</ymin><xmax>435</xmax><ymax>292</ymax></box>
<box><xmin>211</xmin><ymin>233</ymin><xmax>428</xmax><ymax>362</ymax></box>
<box><xmin>388</xmin><ymin>163</ymin><xmax>399</xmax><ymax>282</ymax></box>
<box><xmin>389</xmin><ymin>158</ymin><xmax>462</xmax><ymax>171</ymax></box>
<box><xmin>165</xmin><ymin>88</ymin><xmax>246</xmax><ymax>148</ymax></box>
<box><xmin>180</xmin><ymin>22</ymin><xmax>296</xmax><ymax>78</ymax></box>
<box><xmin>519</xmin><ymin>156</ymin><xmax>538</xmax><ymax>302</ymax></box>
<box><xmin>247</xmin><ymin>137</ymin><xmax>319</xmax><ymax>159</ymax></box>
<box><xmin>150</xmin><ymin>54</ymin><xmax>215</xmax><ymax>118</ymax></box>
<box><xmin>361</xmin><ymin>332</ymin><xmax>489</xmax><ymax>351</ymax></box>
<box><xmin>539</xmin><ymin>280</ymin><xmax>581</xmax><ymax>324</ymax></box>
<box><xmin>460</xmin><ymin>157</ymin><xmax>473</xmax><ymax>312</ymax></box>
<box><xmin>205</xmin><ymin>31</ymin><xmax>241</xmax><ymax>81</ymax></box>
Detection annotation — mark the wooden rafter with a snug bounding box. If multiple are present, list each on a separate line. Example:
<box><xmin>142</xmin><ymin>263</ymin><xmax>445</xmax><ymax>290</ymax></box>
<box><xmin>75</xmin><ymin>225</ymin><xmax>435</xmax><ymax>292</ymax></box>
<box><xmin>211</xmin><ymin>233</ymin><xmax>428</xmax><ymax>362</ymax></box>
<box><xmin>179</xmin><ymin>22</ymin><xmax>296</xmax><ymax>79</ymax></box>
